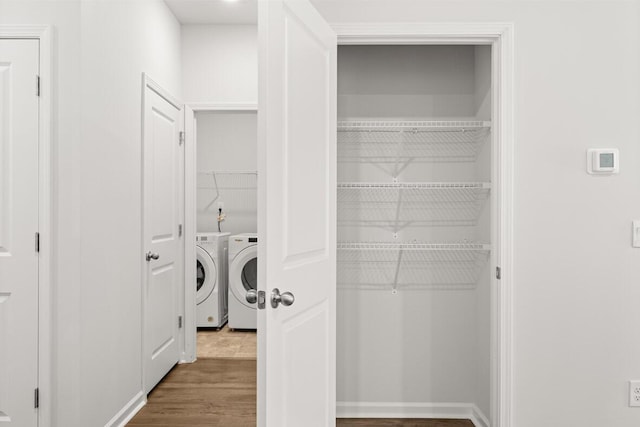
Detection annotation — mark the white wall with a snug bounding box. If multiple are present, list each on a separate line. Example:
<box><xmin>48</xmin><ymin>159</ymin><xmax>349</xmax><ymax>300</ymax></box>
<box><xmin>78</xmin><ymin>1</ymin><xmax>181</xmax><ymax>425</ymax></box>
<box><xmin>1</xmin><ymin>1</ymin><xmax>182</xmax><ymax>425</ymax></box>
<box><xmin>338</xmin><ymin>45</ymin><xmax>477</xmax><ymax>119</ymax></box>
<box><xmin>317</xmin><ymin>1</ymin><xmax>640</xmax><ymax>426</ymax></box>
<box><xmin>181</xmin><ymin>24</ymin><xmax>257</xmax><ymax>104</ymax></box>
<box><xmin>196</xmin><ymin>111</ymin><xmax>258</xmax><ymax>235</ymax></box>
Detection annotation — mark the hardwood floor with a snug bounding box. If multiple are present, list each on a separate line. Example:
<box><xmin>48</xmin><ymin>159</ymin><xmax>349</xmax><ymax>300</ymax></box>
<box><xmin>127</xmin><ymin>358</ymin><xmax>257</xmax><ymax>427</ymax></box>
<box><xmin>129</xmin><ymin>329</ymin><xmax>473</xmax><ymax>427</ymax></box>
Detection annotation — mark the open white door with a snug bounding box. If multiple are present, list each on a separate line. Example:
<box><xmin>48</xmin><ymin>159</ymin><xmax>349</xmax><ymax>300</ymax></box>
<box><xmin>0</xmin><ymin>39</ymin><xmax>39</xmax><ymax>427</ymax></box>
<box><xmin>258</xmin><ymin>1</ymin><xmax>337</xmax><ymax>426</ymax></box>
<box><xmin>142</xmin><ymin>76</ymin><xmax>183</xmax><ymax>392</ymax></box>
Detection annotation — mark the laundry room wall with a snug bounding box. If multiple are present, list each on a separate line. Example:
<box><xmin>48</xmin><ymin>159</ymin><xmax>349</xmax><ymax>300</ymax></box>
<box><xmin>196</xmin><ymin>110</ymin><xmax>258</xmax><ymax>235</ymax></box>
<box><xmin>313</xmin><ymin>1</ymin><xmax>640</xmax><ymax>426</ymax></box>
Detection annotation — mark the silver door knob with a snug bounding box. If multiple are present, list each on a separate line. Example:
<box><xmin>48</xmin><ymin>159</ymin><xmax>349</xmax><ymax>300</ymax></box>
<box><xmin>246</xmin><ymin>289</ymin><xmax>258</xmax><ymax>304</ymax></box>
<box><xmin>145</xmin><ymin>251</ymin><xmax>160</xmax><ymax>261</ymax></box>
<box><xmin>271</xmin><ymin>288</ymin><xmax>295</xmax><ymax>309</ymax></box>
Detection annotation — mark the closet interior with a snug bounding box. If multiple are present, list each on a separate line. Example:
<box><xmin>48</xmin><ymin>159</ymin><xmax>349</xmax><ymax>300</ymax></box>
<box><xmin>336</xmin><ymin>44</ymin><xmax>494</xmax><ymax>424</ymax></box>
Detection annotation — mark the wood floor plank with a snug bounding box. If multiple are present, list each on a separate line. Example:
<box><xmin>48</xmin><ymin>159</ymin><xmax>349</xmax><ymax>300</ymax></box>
<box><xmin>127</xmin><ymin>359</ymin><xmax>256</xmax><ymax>427</ymax></box>
<box><xmin>128</xmin><ymin>357</ymin><xmax>474</xmax><ymax>427</ymax></box>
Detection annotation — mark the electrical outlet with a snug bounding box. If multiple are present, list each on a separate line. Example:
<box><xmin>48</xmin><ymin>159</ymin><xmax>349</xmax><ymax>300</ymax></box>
<box><xmin>629</xmin><ymin>381</ymin><xmax>640</xmax><ymax>407</ymax></box>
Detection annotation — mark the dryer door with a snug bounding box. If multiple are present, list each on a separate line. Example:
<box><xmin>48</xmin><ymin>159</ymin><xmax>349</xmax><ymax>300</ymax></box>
<box><xmin>229</xmin><ymin>245</ymin><xmax>258</xmax><ymax>308</ymax></box>
<box><xmin>196</xmin><ymin>246</ymin><xmax>217</xmax><ymax>305</ymax></box>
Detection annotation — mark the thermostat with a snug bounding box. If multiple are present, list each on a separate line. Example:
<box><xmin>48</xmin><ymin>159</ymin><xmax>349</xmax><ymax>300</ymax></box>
<box><xmin>587</xmin><ymin>149</ymin><xmax>619</xmax><ymax>175</ymax></box>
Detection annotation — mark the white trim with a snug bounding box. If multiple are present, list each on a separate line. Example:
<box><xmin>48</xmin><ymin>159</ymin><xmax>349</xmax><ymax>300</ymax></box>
<box><xmin>142</xmin><ymin>73</ymin><xmax>181</xmax><ymax>109</ymax></box>
<box><xmin>495</xmin><ymin>24</ymin><xmax>515</xmax><ymax>427</ymax></box>
<box><xmin>0</xmin><ymin>24</ymin><xmax>53</xmax><ymax>427</ymax></box>
<box><xmin>334</xmin><ymin>22</ymin><xmax>515</xmax><ymax>427</ymax></box>
<box><xmin>104</xmin><ymin>391</ymin><xmax>146</xmax><ymax>427</ymax></box>
<box><xmin>181</xmin><ymin>102</ymin><xmax>259</xmax><ymax>362</ymax></box>
<box><xmin>333</xmin><ymin>22</ymin><xmax>509</xmax><ymax>44</ymax></box>
<box><xmin>471</xmin><ymin>404</ymin><xmax>492</xmax><ymax>427</ymax></box>
<box><xmin>336</xmin><ymin>402</ymin><xmax>489</xmax><ymax>427</ymax></box>
<box><xmin>187</xmin><ymin>102</ymin><xmax>258</xmax><ymax>111</ymax></box>
<box><xmin>181</xmin><ymin>105</ymin><xmax>197</xmax><ymax>364</ymax></box>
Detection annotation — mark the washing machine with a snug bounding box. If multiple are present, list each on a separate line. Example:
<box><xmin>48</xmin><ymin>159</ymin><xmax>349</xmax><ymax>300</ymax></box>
<box><xmin>228</xmin><ymin>233</ymin><xmax>258</xmax><ymax>330</ymax></box>
<box><xmin>196</xmin><ymin>232</ymin><xmax>230</xmax><ymax>328</ymax></box>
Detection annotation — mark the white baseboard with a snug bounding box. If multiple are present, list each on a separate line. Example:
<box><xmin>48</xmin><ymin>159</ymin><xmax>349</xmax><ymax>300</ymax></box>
<box><xmin>337</xmin><ymin>401</ymin><xmax>489</xmax><ymax>427</ymax></box>
<box><xmin>105</xmin><ymin>391</ymin><xmax>146</xmax><ymax>427</ymax></box>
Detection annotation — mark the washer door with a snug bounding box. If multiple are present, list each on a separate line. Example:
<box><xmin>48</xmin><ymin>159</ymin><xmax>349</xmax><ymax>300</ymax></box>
<box><xmin>229</xmin><ymin>245</ymin><xmax>258</xmax><ymax>308</ymax></box>
<box><xmin>196</xmin><ymin>245</ymin><xmax>217</xmax><ymax>305</ymax></box>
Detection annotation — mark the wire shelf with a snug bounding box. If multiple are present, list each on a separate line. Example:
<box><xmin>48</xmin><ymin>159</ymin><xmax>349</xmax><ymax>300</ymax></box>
<box><xmin>337</xmin><ymin>242</ymin><xmax>491</xmax><ymax>291</ymax></box>
<box><xmin>337</xmin><ymin>182</ymin><xmax>491</xmax><ymax>229</ymax></box>
<box><xmin>338</xmin><ymin>120</ymin><xmax>491</xmax><ymax>167</ymax></box>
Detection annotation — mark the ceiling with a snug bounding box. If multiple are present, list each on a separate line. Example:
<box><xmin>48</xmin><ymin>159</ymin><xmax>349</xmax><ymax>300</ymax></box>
<box><xmin>164</xmin><ymin>0</ymin><xmax>258</xmax><ymax>25</ymax></box>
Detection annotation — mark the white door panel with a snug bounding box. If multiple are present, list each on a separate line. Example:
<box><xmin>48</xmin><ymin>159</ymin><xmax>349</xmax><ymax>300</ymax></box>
<box><xmin>258</xmin><ymin>0</ymin><xmax>337</xmax><ymax>425</ymax></box>
<box><xmin>143</xmin><ymin>83</ymin><xmax>182</xmax><ymax>392</ymax></box>
<box><xmin>0</xmin><ymin>39</ymin><xmax>39</xmax><ymax>427</ymax></box>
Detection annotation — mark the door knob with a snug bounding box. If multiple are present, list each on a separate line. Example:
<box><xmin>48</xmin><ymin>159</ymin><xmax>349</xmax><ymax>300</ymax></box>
<box><xmin>145</xmin><ymin>251</ymin><xmax>160</xmax><ymax>261</ymax></box>
<box><xmin>271</xmin><ymin>288</ymin><xmax>295</xmax><ymax>309</ymax></box>
<box><xmin>246</xmin><ymin>289</ymin><xmax>258</xmax><ymax>304</ymax></box>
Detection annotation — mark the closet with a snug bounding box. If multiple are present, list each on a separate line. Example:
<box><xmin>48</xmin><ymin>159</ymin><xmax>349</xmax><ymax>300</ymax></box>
<box><xmin>336</xmin><ymin>45</ymin><xmax>494</xmax><ymax>424</ymax></box>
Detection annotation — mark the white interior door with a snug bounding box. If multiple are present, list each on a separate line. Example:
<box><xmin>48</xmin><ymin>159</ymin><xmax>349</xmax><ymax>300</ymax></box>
<box><xmin>0</xmin><ymin>39</ymin><xmax>40</xmax><ymax>426</ymax></box>
<box><xmin>142</xmin><ymin>78</ymin><xmax>183</xmax><ymax>392</ymax></box>
<box><xmin>258</xmin><ymin>1</ymin><xmax>337</xmax><ymax>425</ymax></box>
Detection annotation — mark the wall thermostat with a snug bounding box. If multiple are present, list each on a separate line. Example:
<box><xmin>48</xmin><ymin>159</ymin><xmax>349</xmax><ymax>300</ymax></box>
<box><xmin>587</xmin><ymin>148</ymin><xmax>619</xmax><ymax>175</ymax></box>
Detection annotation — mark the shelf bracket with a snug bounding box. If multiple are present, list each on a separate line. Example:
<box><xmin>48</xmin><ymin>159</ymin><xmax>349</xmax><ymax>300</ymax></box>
<box><xmin>392</xmin><ymin>248</ymin><xmax>404</xmax><ymax>293</ymax></box>
<box><xmin>392</xmin><ymin>185</ymin><xmax>404</xmax><ymax>236</ymax></box>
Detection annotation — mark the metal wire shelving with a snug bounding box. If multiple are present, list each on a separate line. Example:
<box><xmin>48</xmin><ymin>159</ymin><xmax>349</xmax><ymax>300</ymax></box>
<box><xmin>337</xmin><ymin>242</ymin><xmax>491</xmax><ymax>291</ymax></box>
<box><xmin>338</xmin><ymin>120</ymin><xmax>491</xmax><ymax>175</ymax></box>
<box><xmin>337</xmin><ymin>182</ymin><xmax>491</xmax><ymax>229</ymax></box>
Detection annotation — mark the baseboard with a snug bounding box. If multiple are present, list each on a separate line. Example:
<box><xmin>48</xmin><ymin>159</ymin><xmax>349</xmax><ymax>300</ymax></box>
<box><xmin>105</xmin><ymin>391</ymin><xmax>146</xmax><ymax>427</ymax></box>
<box><xmin>470</xmin><ymin>404</ymin><xmax>490</xmax><ymax>427</ymax></box>
<box><xmin>337</xmin><ymin>401</ymin><xmax>490</xmax><ymax>427</ymax></box>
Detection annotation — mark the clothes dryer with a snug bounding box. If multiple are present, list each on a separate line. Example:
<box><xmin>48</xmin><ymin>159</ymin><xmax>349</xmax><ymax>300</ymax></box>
<box><xmin>228</xmin><ymin>233</ymin><xmax>258</xmax><ymax>330</ymax></box>
<box><xmin>196</xmin><ymin>232</ymin><xmax>230</xmax><ymax>328</ymax></box>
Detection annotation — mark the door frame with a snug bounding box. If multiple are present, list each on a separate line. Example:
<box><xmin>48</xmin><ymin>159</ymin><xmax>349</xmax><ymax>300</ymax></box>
<box><xmin>183</xmin><ymin>102</ymin><xmax>258</xmax><ymax>363</ymax></box>
<box><xmin>332</xmin><ymin>22</ymin><xmax>515</xmax><ymax>427</ymax></box>
<box><xmin>140</xmin><ymin>73</ymin><xmax>185</xmax><ymax>390</ymax></box>
<box><xmin>0</xmin><ymin>25</ymin><xmax>53</xmax><ymax>427</ymax></box>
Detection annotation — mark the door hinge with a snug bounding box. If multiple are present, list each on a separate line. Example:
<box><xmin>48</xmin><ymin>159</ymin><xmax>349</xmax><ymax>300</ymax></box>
<box><xmin>36</xmin><ymin>75</ymin><xmax>40</xmax><ymax>97</ymax></box>
<box><xmin>178</xmin><ymin>315</ymin><xmax>183</xmax><ymax>329</ymax></box>
<box><xmin>496</xmin><ymin>266</ymin><xmax>502</xmax><ymax>280</ymax></box>
<box><xmin>178</xmin><ymin>224</ymin><xmax>183</xmax><ymax>237</ymax></box>
<box><xmin>34</xmin><ymin>388</ymin><xmax>39</xmax><ymax>409</ymax></box>
<box><xmin>35</xmin><ymin>232</ymin><xmax>40</xmax><ymax>253</ymax></box>
<box><xmin>179</xmin><ymin>131</ymin><xmax>185</xmax><ymax>146</ymax></box>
